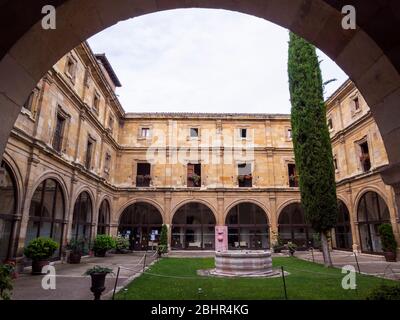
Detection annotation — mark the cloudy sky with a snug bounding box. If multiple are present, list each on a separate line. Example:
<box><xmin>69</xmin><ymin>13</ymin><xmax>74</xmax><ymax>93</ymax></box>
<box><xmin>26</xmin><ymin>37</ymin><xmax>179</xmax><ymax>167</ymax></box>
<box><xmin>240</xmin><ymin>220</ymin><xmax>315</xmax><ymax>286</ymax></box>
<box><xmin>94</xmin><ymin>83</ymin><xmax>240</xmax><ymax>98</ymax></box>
<box><xmin>88</xmin><ymin>9</ymin><xmax>348</xmax><ymax>114</ymax></box>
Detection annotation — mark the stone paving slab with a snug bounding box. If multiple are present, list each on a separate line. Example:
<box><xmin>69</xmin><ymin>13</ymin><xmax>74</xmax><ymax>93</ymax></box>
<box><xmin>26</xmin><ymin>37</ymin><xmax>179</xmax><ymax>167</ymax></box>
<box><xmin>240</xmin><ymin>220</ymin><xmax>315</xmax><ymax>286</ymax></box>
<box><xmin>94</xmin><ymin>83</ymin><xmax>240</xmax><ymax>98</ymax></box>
<box><xmin>294</xmin><ymin>250</ymin><xmax>400</xmax><ymax>281</ymax></box>
<box><xmin>11</xmin><ymin>252</ymin><xmax>157</xmax><ymax>300</ymax></box>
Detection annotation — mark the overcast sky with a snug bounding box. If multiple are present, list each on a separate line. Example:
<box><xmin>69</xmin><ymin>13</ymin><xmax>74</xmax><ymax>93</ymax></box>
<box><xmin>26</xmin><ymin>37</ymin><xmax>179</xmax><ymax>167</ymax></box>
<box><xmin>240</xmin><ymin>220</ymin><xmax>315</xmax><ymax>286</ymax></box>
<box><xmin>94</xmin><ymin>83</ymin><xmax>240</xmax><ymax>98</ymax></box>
<box><xmin>88</xmin><ymin>9</ymin><xmax>348</xmax><ymax>114</ymax></box>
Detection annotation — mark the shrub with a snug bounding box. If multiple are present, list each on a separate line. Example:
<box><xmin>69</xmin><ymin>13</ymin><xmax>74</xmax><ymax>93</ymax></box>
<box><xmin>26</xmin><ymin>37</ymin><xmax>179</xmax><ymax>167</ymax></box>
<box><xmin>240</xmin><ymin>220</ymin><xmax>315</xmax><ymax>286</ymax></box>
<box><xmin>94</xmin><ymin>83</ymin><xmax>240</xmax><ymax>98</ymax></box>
<box><xmin>66</xmin><ymin>238</ymin><xmax>86</xmax><ymax>254</ymax></box>
<box><xmin>0</xmin><ymin>263</ymin><xmax>15</xmax><ymax>300</ymax></box>
<box><xmin>24</xmin><ymin>237</ymin><xmax>59</xmax><ymax>261</ymax></box>
<box><xmin>84</xmin><ymin>265</ymin><xmax>114</xmax><ymax>276</ymax></box>
<box><xmin>378</xmin><ymin>224</ymin><xmax>397</xmax><ymax>253</ymax></box>
<box><xmin>366</xmin><ymin>284</ymin><xmax>400</xmax><ymax>300</ymax></box>
<box><xmin>115</xmin><ymin>236</ymin><xmax>130</xmax><ymax>253</ymax></box>
<box><xmin>92</xmin><ymin>234</ymin><xmax>116</xmax><ymax>255</ymax></box>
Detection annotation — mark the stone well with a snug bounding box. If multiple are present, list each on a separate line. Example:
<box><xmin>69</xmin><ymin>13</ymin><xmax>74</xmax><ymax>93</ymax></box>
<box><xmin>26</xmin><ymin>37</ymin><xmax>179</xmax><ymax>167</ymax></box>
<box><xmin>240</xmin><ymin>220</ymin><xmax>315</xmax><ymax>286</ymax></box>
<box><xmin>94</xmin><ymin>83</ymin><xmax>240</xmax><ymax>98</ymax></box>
<box><xmin>198</xmin><ymin>250</ymin><xmax>281</xmax><ymax>278</ymax></box>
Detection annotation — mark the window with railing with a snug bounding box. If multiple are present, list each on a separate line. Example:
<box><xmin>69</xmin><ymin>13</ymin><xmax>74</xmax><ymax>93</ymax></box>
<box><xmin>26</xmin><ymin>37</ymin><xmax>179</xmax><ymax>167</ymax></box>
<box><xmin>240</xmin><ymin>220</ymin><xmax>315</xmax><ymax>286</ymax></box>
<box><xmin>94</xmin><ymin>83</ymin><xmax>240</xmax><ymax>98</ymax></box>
<box><xmin>238</xmin><ymin>163</ymin><xmax>252</xmax><ymax>187</ymax></box>
<box><xmin>52</xmin><ymin>114</ymin><xmax>66</xmax><ymax>153</ymax></box>
<box><xmin>359</xmin><ymin>141</ymin><xmax>371</xmax><ymax>172</ymax></box>
<box><xmin>85</xmin><ymin>138</ymin><xmax>95</xmax><ymax>170</ymax></box>
<box><xmin>288</xmin><ymin>163</ymin><xmax>299</xmax><ymax>187</ymax></box>
<box><xmin>187</xmin><ymin>163</ymin><xmax>201</xmax><ymax>187</ymax></box>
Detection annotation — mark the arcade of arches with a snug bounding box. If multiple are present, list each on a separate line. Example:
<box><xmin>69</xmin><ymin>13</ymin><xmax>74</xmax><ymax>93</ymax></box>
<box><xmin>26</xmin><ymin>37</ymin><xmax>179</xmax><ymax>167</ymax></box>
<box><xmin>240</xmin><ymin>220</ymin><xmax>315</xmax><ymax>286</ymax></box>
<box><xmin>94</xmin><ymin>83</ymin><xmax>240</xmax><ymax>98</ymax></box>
<box><xmin>1</xmin><ymin>2</ymin><xmax>400</xmax><ymax>262</ymax></box>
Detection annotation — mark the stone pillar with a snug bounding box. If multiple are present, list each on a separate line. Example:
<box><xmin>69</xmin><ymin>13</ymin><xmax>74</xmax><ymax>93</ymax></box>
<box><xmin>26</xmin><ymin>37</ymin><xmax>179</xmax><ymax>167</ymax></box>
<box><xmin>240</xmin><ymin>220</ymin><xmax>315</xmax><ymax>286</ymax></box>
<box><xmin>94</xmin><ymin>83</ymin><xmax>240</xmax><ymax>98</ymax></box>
<box><xmin>269</xmin><ymin>195</ymin><xmax>278</xmax><ymax>248</ymax></box>
<box><xmin>217</xmin><ymin>192</ymin><xmax>225</xmax><ymax>226</ymax></box>
<box><xmin>381</xmin><ymin>167</ymin><xmax>400</xmax><ymax>259</ymax></box>
<box><xmin>109</xmin><ymin>224</ymin><xmax>118</xmax><ymax>237</ymax></box>
<box><xmin>164</xmin><ymin>192</ymin><xmax>172</xmax><ymax>250</ymax></box>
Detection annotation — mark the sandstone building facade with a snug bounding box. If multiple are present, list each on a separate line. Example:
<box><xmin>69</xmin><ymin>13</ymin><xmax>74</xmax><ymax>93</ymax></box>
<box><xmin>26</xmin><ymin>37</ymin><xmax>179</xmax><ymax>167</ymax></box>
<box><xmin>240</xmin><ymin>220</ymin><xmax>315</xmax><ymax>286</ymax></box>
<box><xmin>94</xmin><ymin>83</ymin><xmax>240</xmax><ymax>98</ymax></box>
<box><xmin>0</xmin><ymin>42</ymin><xmax>399</xmax><ymax>263</ymax></box>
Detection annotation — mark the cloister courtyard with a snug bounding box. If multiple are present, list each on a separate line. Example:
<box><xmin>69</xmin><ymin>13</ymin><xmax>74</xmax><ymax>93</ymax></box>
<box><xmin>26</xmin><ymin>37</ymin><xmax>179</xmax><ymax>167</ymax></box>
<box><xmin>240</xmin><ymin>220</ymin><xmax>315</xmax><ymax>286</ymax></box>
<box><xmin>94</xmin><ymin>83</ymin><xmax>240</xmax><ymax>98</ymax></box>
<box><xmin>1</xmin><ymin>1</ymin><xmax>400</xmax><ymax>307</ymax></box>
<box><xmin>8</xmin><ymin>250</ymin><xmax>400</xmax><ymax>300</ymax></box>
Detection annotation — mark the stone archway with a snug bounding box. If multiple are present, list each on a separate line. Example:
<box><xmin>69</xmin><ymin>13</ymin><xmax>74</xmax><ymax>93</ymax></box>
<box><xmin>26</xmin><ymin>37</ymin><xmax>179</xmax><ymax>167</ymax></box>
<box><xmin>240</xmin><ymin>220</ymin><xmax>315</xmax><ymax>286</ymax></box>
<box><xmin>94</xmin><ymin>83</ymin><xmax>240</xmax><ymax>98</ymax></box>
<box><xmin>225</xmin><ymin>202</ymin><xmax>270</xmax><ymax>250</ymax></box>
<box><xmin>1</xmin><ymin>2</ymin><xmax>400</xmax><ymax>201</ymax></box>
<box><xmin>171</xmin><ymin>202</ymin><xmax>216</xmax><ymax>250</ymax></box>
<box><xmin>118</xmin><ymin>202</ymin><xmax>163</xmax><ymax>251</ymax></box>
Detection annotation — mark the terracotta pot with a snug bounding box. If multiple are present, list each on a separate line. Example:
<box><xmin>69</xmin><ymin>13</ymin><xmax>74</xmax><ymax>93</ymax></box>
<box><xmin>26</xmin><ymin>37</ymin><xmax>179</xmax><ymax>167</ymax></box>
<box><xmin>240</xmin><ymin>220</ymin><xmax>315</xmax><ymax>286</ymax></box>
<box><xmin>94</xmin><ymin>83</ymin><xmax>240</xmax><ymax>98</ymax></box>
<box><xmin>383</xmin><ymin>251</ymin><xmax>397</xmax><ymax>262</ymax></box>
<box><xmin>32</xmin><ymin>260</ymin><xmax>49</xmax><ymax>275</ymax></box>
<box><xmin>68</xmin><ymin>252</ymin><xmax>82</xmax><ymax>264</ymax></box>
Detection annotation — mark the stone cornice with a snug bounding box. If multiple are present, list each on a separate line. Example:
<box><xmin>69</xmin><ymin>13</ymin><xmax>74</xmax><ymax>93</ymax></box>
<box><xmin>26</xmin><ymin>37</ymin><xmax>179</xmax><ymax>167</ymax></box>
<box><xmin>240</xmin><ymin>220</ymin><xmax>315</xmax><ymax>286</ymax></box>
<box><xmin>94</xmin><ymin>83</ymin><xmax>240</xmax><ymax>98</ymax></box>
<box><xmin>330</xmin><ymin>111</ymin><xmax>373</xmax><ymax>144</ymax></box>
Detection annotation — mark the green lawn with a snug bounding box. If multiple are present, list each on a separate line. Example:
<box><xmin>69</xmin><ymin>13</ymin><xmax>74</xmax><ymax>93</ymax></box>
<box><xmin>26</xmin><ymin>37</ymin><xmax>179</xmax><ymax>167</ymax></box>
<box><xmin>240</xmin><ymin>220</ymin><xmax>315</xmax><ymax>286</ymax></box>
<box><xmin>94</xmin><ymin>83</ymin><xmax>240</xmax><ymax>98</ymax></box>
<box><xmin>116</xmin><ymin>257</ymin><xmax>397</xmax><ymax>300</ymax></box>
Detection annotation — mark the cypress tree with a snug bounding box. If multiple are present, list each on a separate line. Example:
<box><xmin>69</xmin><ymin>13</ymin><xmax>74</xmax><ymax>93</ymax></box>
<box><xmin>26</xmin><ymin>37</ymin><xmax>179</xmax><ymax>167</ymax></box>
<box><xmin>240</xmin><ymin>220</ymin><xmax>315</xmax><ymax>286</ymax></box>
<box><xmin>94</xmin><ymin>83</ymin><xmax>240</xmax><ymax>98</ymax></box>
<box><xmin>287</xmin><ymin>32</ymin><xmax>338</xmax><ymax>267</ymax></box>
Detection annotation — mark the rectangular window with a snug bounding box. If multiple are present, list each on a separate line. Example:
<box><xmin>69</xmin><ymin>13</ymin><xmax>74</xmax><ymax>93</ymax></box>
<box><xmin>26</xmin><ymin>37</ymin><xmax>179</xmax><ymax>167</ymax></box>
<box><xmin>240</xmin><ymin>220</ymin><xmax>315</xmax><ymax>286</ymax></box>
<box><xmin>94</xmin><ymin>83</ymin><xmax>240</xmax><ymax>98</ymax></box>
<box><xmin>23</xmin><ymin>92</ymin><xmax>34</xmax><ymax>112</ymax></box>
<box><xmin>136</xmin><ymin>163</ymin><xmax>151</xmax><ymax>187</ymax></box>
<box><xmin>108</xmin><ymin>116</ymin><xmax>114</xmax><ymax>133</ymax></box>
<box><xmin>238</xmin><ymin>163</ymin><xmax>252</xmax><ymax>187</ymax></box>
<box><xmin>85</xmin><ymin>138</ymin><xmax>94</xmax><ymax>170</ymax></box>
<box><xmin>190</xmin><ymin>128</ymin><xmax>199</xmax><ymax>138</ymax></box>
<box><xmin>65</xmin><ymin>57</ymin><xmax>76</xmax><ymax>81</ymax></box>
<box><xmin>104</xmin><ymin>153</ymin><xmax>111</xmax><ymax>175</ymax></box>
<box><xmin>354</xmin><ymin>97</ymin><xmax>360</xmax><ymax>111</ymax></box>
<box><xmin>93</xmin><ymin>92</ymin><xmax>100</xmax><ymax>114</ymax></box>
<box><xmin>187</xmin><ymin>163</ymin><xmax>201</xmax><ymax>187</ymax></box>
<box><xmin>52</xmin><ymin>114</ymin><xmax>66</xmax><ymax>153</ymax></box>
<box><xmin>333</xmin><ymin>157</ymin><xmax>338</xmax><ymax>171</ymax></box>
<box><xmin>328</xmin><ymin>118</ymin><xmax>333</xmax><ymax>130</ymax></box>
<box><xmin>288</xmin><ymin>164</ymin><xmax>298</xmax><ymax>187</ymax></box>
<box><xmin>287</xmin><ymin>128</ymin><xmax>292</xmax><ymax>140</ymax></box>
<box><xmin>240</xmin><ymin>128</ymin><xmax>247</xmax><ymax>139</ymax></box>
<box><xmin>359</xmin><ymin>141</ymin><xmax>371</xmax><ymax>172</ymax></box>
<box><xmin>141</xmin><ymin>127</ymin><xmax>150</xmax><ymax>138</ymax></box>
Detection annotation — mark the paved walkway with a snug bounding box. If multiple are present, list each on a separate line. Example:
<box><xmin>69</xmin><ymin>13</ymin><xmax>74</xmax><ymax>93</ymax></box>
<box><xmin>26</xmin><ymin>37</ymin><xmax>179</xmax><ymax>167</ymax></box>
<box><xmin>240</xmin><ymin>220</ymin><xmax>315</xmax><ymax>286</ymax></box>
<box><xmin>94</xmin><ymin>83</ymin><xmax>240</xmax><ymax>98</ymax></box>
<box><xmin>293</xmin><ymin>250</ymin><xmax>400</xmax><ymax>280</ymax></box>
<box><xmin>11</xmin><ymin>252</ymin><xmax>158</xmax><ymax>300</ymax></box>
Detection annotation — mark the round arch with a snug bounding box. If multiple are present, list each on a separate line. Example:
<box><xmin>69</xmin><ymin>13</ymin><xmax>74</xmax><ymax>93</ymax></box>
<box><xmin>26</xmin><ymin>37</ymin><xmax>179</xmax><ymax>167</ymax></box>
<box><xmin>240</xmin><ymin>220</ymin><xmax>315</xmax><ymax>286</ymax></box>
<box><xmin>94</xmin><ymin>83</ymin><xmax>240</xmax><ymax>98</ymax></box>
<box><xmin>0</xmin><ymin>160</ymin><xmax>19</xmax><ymax>261</ymax></box>
<box><xmin>224</xmin><ymin>198</ymin><xmax>271</xmax><ymax>223</ymax></box>
<box><xmin>25</xmin><ymin>171</ymin><xmax>70</xmax><ymax>212</ymax></box>
<box><xmin>171</xmin><ymin>201</ymin><xmax>216</xmax><ymax>250</ymax></box>
<box><xmin>333</xmin><ymin>199</ymin><xmax>353</xmax><ymax>250</ymax></box>
<box><xmin>97</xmin><ymin>198</ymin><xmax>111</xmax><ymax>235</ymax></box>
<box><xmin>356</xmin><ymin>190</ymin><xmax>391</xmax><ymax>253</ymax></box>
<box><xmin>2</xmin><ymin>152</ymin><xmax>24</xmax><ymax>211</ymax></box>
<box><xmin>171</xmin><ymin>198</ymin><xmax>217</xmax><ymax>221</ymax></box>
<box><xmin>277</xmin><ymin>202</ymin><xmax>316</xmax><ymax>248</ymax></box>
<box><xmin>70</xmin><ymin>190</ymin><xmax>94</xmax><ymax>252</ymax></box>
<box><xmin>225</xmin><ymin>201</ymin><xmax>270</xmax><ymax>250</ymax></box>
<box><xmin>118</xmin><ymin>201</ymin><xmax>163</xmax><ymax>251</ymax></box>
<box><xmin>354</xmin><ymin>186</ymin><xmax>390</xmax><ymax>215</ymax></box>
<box><xmin>25</xmin><ymin>176</ymin><xmax>67</xmax><ymax>258</ymax></box>
<box><xmin>276</xmin><ymin>199</ymin><xmax>302</xmax><ymax>220</ymax></box>
<box><xmin>117</xmin><ymin>198</ymin><xmax>165</xmax><ymax>222</ymax></box>
<box><xmin>2</xmin><ymin>2</ymin><xmax>400</xmax><ymax>194</ymax></box>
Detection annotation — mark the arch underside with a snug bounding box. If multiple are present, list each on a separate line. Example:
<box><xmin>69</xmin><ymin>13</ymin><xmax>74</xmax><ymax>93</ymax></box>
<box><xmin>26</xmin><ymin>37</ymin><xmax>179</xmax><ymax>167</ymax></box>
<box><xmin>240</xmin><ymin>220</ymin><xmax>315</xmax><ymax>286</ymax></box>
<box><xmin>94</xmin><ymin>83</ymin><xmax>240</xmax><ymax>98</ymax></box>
<box><xmin>0</xmin><ymin>1</ymin><xmax>400</xmax><ymax>189</ymax></box>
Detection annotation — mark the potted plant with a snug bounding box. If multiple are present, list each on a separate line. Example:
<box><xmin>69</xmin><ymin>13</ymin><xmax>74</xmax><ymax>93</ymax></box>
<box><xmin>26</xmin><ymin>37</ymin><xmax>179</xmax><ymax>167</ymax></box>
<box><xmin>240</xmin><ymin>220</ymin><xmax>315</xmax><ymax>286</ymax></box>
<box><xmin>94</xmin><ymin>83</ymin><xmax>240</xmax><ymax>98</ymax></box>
<box><xmin>287</xmin><ymin>241</ymin><xmax>297</xmax><ymax>256</ymax></box>
<box><xmin>0</xmin><ymin>262</ymin><xmax>15</xmax><ymax>300</ymax></box>
<box><xmin>272</xmin><ymin>233</ymin><xmax>284</xmax><ymax>253</ymax></box>
<box><xmin>24</xmin><ymin>237</ymin><xmax>59</xmax><ymax>275</ymax></box>
<box><xmin>92</xmin><ymin>234</ymin><xmax>116</xmax><ymax>257</ymax></box>
<box><xmin>188</xmin><ymin>173</ymin><xmax>201</xmax><ymax>186</ymax></box>
<box><xmin>114</xmin><ymin>236</ymin><xmax>130</xmax><ymax>254</ymax></box>
<box><xmin>66</xmin><ymin>238</ymin><xmax>86</xmax><ymax>264</ymax></box>
<box><xmin>84</xmin><ymin>265</ymin><xmax>114</xmax><ymax>300</ymax></box>
<box><xmin>378</xmin><ymin>223</ymin><xmax>397</xmax><ymax>262</ymax></box>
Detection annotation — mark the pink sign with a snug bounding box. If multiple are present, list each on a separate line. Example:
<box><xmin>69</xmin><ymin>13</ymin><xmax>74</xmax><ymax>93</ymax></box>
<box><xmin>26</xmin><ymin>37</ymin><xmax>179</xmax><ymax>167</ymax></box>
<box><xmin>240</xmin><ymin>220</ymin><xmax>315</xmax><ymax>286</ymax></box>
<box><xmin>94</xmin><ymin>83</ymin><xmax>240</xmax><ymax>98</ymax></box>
<box><xmin>215</xmin><ymin>226</ymin><xmax>228</xmax><ymax>252</ymax></box>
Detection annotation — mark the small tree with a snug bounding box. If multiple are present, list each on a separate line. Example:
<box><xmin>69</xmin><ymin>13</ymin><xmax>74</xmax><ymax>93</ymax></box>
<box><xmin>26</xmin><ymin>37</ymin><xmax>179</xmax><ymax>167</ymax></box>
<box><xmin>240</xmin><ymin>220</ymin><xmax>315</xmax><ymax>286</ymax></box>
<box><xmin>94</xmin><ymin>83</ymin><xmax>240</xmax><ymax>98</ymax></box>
<box><xmin>378</xmin><ymin>224</ymin><xmax>397</xmax><ymax>253</ymax></box>
<box><xmin>157</xmin><ymin>224</ymin><xmax>168</xmax><ymax>256</ymax></box>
